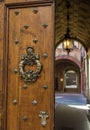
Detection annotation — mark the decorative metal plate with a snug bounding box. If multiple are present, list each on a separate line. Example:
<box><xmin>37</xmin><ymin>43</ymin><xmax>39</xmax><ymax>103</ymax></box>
<box><xmin>39</xmin><ymin>111</ymin><xmax>49</xmax><ymax>126</ymax></box>
<box><xmin>19</xmin><ymin>46</ymin><xmax>42</xmax><ymax>82</ymax></box>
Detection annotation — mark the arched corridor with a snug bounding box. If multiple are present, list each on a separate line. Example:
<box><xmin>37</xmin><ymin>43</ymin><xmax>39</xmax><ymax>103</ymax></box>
<box><xmin>55</xmin><ymin>0</ymin><xmax>90</xmax><ymax>129</ymax></box>
<box><xmin>55</xmin><ymin>41</ymin><xmax>90</xmax><ymax>130</ymax></box>
<box><xmin>55</xmin><ymin>41</ymin><xmax>87</xmax><ymax>93</ymax></box>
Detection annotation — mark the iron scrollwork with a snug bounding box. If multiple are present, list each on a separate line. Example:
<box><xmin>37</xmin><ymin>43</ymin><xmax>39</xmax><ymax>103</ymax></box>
<box><xmin>19</xmin><ymin>46</ymin><xmax>42</xmax><ymax>82</ymax></box>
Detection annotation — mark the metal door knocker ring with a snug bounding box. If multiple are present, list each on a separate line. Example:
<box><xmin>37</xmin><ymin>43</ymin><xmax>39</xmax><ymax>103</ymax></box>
<box><xmin>19</xmin><ymin>46</ymin><xmax>42</xmax><ymax>82</ymax></box>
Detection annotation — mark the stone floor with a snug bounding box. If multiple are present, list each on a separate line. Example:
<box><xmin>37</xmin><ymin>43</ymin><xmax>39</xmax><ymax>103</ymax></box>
<box><xmin>55</xmin><ymin>93</ymin><xmax>90</xmax><ymax>130</ymax></box>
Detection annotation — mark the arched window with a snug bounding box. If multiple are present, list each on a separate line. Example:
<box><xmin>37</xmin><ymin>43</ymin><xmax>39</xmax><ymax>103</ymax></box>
<box><xmin>64</xmin><ymin>70</ymin><xmax>77</xmax><ymax>88</ymax></box>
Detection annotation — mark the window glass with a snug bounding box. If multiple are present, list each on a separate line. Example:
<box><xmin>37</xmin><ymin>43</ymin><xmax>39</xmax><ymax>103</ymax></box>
<box><xmin>65</xmin><ymin>70</ymin><xmax>77</xmax><ymax>88</ymax></box>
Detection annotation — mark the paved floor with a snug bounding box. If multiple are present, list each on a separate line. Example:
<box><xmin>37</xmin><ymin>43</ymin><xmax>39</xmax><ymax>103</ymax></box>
<box><xmin>55</xmin><ymin>93</ymin><xmax>87</xmax><ymax>105</ymax></box>
<box><xmin>55</xmin><ymin>93</ymin><xmax>90</xmax><ymax>130</ymax></box>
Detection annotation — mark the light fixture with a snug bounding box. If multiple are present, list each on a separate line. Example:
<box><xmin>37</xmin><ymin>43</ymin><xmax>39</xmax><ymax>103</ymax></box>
<box><xmin>63</xmin><ymin>28</ymin><xmax>73</xmax><ymax>55</ymax></box>
<box><xmin>63</xmin><ymin>0</ymin><xmax>74</xmax><ymax>55</ymax></box>
<box><xmin>60</xmin><ymin>78</ymin><xmax>63</xmax><ymax>82</ymax></box>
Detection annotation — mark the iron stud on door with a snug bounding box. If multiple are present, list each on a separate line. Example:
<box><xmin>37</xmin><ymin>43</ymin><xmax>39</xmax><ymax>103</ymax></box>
<box><xmin>32</xmin><ymin>100</ymin><xmax>37</xmax><ymax>105</ymax></box>
<box><xmin>23</xmin><ymin>116</ymin><xmax>28</xmax><ymax>121</ymax></box>
<box><xmin>22</xmin><ymin>84</ymin><xmax>28</xmax><ymax>89</ymax></box>
<box><xmin>15</xmin><ymin>40</ymin><xmax>19</xmax><ymax>44</ymax></box>
<box><xmin>42</xmin><ymin>23</ymin><xmax>48</xmax><ymax>28</ymax></box>
<box><xmin>24</xmin><ymin>24</ymin><xmax>29</xmax><ymax>29</ymax></box>
<box><xmin>13</xmin><ymin>99</ymin><xmax>18</xmax><ymax>105</ymax></box>
<box><xmin>32</xmin><ymin>8</ymin><xmax>38</xmax><ymax>14</ymax></box>
<box><xmin>33</xmin><ymin>38</ymin><xmax>38</xmax><ymax>44</ymax></box>
<box><xmin>42</xmin><ymin>53</ymin><xmax>48</xmax><ymax>58</ymax></box>
<box><xmin>14</xmin><ymin>10</ymin><xmax>20</xmax><ymax>15</ymax></box>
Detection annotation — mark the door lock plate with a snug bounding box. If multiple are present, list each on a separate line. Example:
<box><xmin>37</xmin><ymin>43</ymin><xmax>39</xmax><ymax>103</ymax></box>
<box><xmin>39</xmin><ymin>111</ymin><xmax>49</xmax><ymax>126</ymax></box>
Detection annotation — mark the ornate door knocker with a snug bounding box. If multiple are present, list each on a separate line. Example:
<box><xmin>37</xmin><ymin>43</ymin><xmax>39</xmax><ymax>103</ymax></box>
<box><xmin>19</xmin><ymin>46</ymin><xmax>42</xmax><ymax>82</ymax></box>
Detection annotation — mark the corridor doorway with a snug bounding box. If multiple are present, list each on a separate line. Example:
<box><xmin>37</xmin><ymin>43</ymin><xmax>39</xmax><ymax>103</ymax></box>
<box><xmin>54</xmin><ymin>37</ymin><xmax>89</xmax><ymax>130</ymax></box>
<box><xmin>64</xmin><ymin>70</ymin><xmax>78</xmax><ymax>93</ymax></box>
<box><xmin>55</xmin><ymin>41</ymin><xmax>86</xmax><ymax>94</ymax></box>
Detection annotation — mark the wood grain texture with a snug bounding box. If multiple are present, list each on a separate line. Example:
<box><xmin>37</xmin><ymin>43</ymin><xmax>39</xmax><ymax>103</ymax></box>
<box><xmin>6</xmin><ymin>2</ymin><xmax>54</xmax><ymax>130</ymax></box>
<box><xmin>5</xmin><ymin>0</ymin><xmax>53</xmax><ymax>5</ymax></box>
<box><xmin>0</xmin><ymin>3</ymin><xmax>6</xmax><ymax>130</ymax></box>
<box><xmin>0</xmin><ymin>3</ymin><xmax>4</xmax><ymax>92</ymax></box>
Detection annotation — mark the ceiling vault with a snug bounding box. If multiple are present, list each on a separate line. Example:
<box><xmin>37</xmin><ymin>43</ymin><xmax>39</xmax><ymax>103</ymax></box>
<box><xmin>55</xmin><ymin>0</ymin><xmax>90</xmax><ymax>52</ymax></box>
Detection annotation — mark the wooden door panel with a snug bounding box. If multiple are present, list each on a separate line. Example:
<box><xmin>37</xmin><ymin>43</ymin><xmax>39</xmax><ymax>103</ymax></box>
<box><xmin>6</xmin><ymin>2</ymin><xmax>54</xmax><ymax>130</ymax></box>
<box><xmin>5</xmin><ymin>0</ymin><xmax>45</xmax><ymax>4</ymax></box>
<box><xmin>0</xmin><ymin>3</ymin><xmax>6</xmax><ymax>130</ymax></box>
<box><xmin>7</xmin><ymin>98</ymin><xmax>19</xmax><ymax>130</ymax></box>
<box><xmin>0</xmin><ymin>4</ymin><xmax>4</xmax><ymax>92</ymax></box>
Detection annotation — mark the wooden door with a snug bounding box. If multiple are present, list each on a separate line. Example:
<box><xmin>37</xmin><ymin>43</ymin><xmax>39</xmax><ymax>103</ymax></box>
<box><xmin>0</xmin><ymin>0</ymin><xmax>54</xmax><ymax>130</ymax></box>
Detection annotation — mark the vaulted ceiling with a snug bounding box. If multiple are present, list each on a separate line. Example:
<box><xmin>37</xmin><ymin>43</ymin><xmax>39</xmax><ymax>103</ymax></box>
<box><xmin>55</xmin><ymin>0</ymin><xmax>90</xmax><ymax>52</ymax></box>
